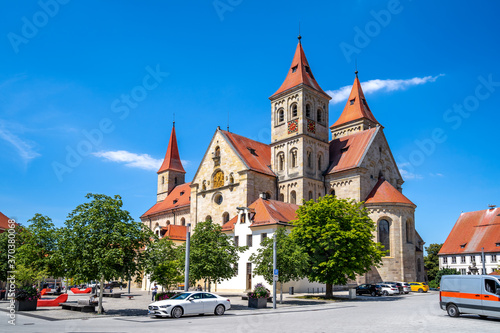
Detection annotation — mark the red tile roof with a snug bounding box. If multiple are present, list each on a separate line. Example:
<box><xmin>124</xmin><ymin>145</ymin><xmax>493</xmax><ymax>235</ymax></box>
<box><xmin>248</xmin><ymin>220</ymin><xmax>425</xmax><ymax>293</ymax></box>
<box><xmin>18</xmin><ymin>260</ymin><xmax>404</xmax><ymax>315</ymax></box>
<box><xmin>220</xmin><ymin>130</ymin><xmax>274</xmax><ymax>176</ymax></box>
<box><xmin>331</xmin><ymin>75</ymin><xmax>380</xmax><ymax>128</ymax></box>
<box><xmin>250</xmin><ymin>198</ymin><xmax>299</xmax><ymax>228</ymax></box>
<box><xmin>161</xmin><ymin>224</ymin><xmax>188</xmax><ymax>241</ymax></box>
<box><xmin>439</xmin><ymin>208</ymin><xmax>500</xmax><ymax>255</ymax></box>
<box><xmin>158</xmin><ymin>125</ymin><xmax>186</xmax><ymax>174</ymax></box>
<box><xmin>141</xmin><ymin>182</ymin><xmax>191</xmax><ymax>218</ymax></box>
<box><xmin>0</xmin><ymin>211</ymin><xmax>11</xmax><ymax>231</ymax></box>
<box><xmin>365</xmin><ymin>177</ymin><xmax>415</xmax><ymax>206</ymax></box>
<box><xmin>222</xmin><ymin>215</ymin><xmax>238</xmax><ymax>232</ymax></box>
<box><xmin>270</xmin><ymin>39</ymin><xmax>330</xmax><ymax>99</ymax></box>
<box><xmin>489</xmin><ymin>270</ymin><xmax>500</xmax><ymax>276</ymax></box>
<box><xmin>326</xmin><ymin>127</ymin><xmax>377</xmax><ymax>174</ymax></box>
<box><xmin>221</xmin><ymin>198</ymin><xmax>299</xmax><ymax>232</ymax></box>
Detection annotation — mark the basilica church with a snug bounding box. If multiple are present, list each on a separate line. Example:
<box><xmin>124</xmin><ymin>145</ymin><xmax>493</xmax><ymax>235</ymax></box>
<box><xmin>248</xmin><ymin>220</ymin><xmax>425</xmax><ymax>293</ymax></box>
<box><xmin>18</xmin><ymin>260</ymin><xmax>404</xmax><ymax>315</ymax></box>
<box><xmin>141</xmin><ymin>37</ymin><xmax>426</xmax><ymax>292</ymax></box>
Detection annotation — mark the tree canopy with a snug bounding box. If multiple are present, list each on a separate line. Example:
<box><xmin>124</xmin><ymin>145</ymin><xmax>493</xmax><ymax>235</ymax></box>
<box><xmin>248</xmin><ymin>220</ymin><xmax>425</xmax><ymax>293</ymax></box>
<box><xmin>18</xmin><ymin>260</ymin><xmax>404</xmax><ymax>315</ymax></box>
<box><xmin>291</xmin><ymin>195</ymin><xmax>386</xmax><ymax>298</ymax></box>
<box><xmin>424</xmin><ymin>243</ymin><xmax>443</xmax><ymax>283</ymax></box>
<box><xmin>15</xmin><ymin>214</ymin><xmax>60</xmax><ymax>286</ymax></box>
<box><xmin>59</xmin><ymin>193</ymin><xmax>152</xmax><ymax>313</ymax></box>
<box><xmin>143</xmin><ymin>236</ymin><xmax>184</xmax><ymax>289</ymax></box>
<box><xmin>182</xmin><ymin>220</ymin><xmax>246</xmax><ymax>288</ymax></box>
<box><xmin>250</xmin><ymin>228</ymin><xmax>308</xmax><ymax>285</ymax></box>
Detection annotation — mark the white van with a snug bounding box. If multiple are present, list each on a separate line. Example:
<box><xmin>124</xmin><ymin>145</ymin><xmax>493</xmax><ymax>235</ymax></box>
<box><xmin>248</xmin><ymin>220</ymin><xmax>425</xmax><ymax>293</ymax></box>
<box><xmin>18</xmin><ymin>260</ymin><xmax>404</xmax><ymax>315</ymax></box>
<box><xmin>440</xmin><ymin>274</ymin><xmax>500</xmax><ymax>318</ymax></box>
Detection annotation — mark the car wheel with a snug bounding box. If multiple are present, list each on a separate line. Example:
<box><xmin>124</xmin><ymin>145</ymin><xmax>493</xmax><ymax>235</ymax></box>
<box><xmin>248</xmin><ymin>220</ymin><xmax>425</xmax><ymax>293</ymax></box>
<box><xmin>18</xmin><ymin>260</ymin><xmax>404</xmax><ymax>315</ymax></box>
<box><xmin>370</xmin><ymin>291</ymin><xmax>376</xmax><ymax>297</ymax></box>
<box><xmin>446</xmin><ymin>304</ymin><xmax>460</xmax><ymax>318</ymax></box>
<box><xmin>383</xmin><ymin>291</ymin><xmax>389</xmax><ymax>296</ymax></box>
<box><xmin>171</xmin><ymin>306</ymin><xmax>183</xmax><ymax>319</ymax></box>
<box><xmin>418</xmin><ymin>288</ymin><xmax>423</xmax><ymax>293</ymax></box>
<box><xmin>214</xmin><ymin>304</ymin><xmax>225</xmax><ymax>316</ymax></box>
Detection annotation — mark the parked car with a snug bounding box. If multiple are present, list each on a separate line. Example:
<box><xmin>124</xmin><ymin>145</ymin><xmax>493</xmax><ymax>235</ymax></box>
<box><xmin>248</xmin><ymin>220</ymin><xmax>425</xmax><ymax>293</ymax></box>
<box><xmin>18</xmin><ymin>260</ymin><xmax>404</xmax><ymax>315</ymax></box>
<box><xmin>148</xmin><ymin>292</ymin><xmax>231</xmax><ymax>318</ymax></box>
<box><xmin>408</xmin><ymin>282</ymin><xmax>429</xmax><ymax>293</ymax></box>
<box><xmin>378</xmin><ymin>281</ymin><xmax>404</xmax><ymax>294</ymax></box>
<box><xmin>356</xmin><ymin>284</ymin><xmax>382</xmax><ymax>296</ymax></box>
<box><xmin>399</xmin><ymin>282</ymin><xmax>411</xmax><ymax>294</ymax></box>
<box><xmin>378</xmin><ymin>284</ymin><xmax>400</xmax><ymax>296</ymax></box>
<box><xmin>106</xmin><ymin>281</ymin><xmax>127</xmax><ymax>289</ymax></box>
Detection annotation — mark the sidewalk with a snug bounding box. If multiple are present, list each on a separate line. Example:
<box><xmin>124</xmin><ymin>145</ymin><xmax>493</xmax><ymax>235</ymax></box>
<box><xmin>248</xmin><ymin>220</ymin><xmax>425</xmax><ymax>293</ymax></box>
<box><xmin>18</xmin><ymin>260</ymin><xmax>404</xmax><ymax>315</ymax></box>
<box><xmin>0</xmin><ymin>288</ymin><xmax>353</xmax><ymax>321</ymax></box>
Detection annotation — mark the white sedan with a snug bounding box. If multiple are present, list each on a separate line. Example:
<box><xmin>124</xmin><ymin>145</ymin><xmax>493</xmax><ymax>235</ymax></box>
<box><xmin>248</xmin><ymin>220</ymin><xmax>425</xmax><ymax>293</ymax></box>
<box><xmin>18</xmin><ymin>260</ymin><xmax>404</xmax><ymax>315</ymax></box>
<box><xmin>148</xmin><ymin>292</ymin><xmax>231</xmax><ymax>318</ymax></box>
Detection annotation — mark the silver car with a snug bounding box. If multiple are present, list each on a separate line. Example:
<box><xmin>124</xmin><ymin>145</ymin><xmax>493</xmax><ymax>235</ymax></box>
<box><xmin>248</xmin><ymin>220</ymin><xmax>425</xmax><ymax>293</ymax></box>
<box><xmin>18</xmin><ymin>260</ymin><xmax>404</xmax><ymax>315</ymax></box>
<box><xmin>148</xmin><ymin>292</ymin><xmax>231</xmax><ymax>318</ymax></box>
<box><xmin>379</xmin><ymin>284</ymin><xmax>400</xmax><ymax>296</ymax></box>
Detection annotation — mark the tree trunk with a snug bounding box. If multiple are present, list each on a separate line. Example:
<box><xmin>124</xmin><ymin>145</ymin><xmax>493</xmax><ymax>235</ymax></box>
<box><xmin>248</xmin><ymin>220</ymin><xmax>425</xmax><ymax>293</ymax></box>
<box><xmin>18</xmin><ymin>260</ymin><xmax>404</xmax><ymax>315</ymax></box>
<box><xmin>98</xmin><ymin>275</ymin><xmax>104</xmax><ymax>314</ymax></box>
<box><xmin>280</xmin><ymin>282</ymin><xmax>283</xmax><ymax>304</ymax></box>
<box><xmin>325</xmin><ymin>283</ymin><xmax>333</xmax><ymax>299</ymax></box>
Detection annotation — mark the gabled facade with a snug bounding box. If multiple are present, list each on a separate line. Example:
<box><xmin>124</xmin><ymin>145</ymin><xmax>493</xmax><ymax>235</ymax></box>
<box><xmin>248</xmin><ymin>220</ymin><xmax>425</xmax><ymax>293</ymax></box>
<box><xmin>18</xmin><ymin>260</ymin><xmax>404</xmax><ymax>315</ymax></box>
<box><xmin>439</xmin><ymin>207</ymin><xmax>500</xmax><ymax>275</ymax></box>
<box><xmin>141</xmin><ymin>37</ymin><xmax>425</xmax><ymax>291</ymax></box>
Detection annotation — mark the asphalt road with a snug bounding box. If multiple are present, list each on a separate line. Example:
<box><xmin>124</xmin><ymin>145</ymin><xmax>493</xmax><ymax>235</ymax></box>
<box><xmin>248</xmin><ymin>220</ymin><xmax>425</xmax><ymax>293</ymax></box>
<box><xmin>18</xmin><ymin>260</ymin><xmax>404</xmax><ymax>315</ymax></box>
<box><xmin>2</xmin><ymin>292</ymin><xmax>499</xmax><ymax>333</ymax></box>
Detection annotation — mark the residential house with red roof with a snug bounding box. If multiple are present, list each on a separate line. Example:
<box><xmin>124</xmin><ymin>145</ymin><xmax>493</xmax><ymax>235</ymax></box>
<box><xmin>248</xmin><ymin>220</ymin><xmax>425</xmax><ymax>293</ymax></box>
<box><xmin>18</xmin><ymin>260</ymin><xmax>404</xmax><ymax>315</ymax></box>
<box><xmin>439</xmin><ymin>207</ymin><xmax>500</xmax><ymax>275</ymax></box>
<box><xmin>141</xmin><ymin>36</ymin><xmax>425</xmax><ymax>291</ymax></box>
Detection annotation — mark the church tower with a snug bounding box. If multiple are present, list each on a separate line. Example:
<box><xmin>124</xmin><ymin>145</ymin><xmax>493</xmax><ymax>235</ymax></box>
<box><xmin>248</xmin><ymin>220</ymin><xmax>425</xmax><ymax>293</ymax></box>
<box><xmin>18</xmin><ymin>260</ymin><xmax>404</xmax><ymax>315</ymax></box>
<box><xmin>269</xmin><ymin>36</ymin><xmax>332</xmax><ymax>204</ymax></box>
<box><xmin>157</xmin><ymin>123</ymin><xmax>186</xmax><ymax>201</ymax></box>
<box><xmin>330</xmin><ymin>72</ymin><xmax>381</xmax><ymax>140</ymax></box>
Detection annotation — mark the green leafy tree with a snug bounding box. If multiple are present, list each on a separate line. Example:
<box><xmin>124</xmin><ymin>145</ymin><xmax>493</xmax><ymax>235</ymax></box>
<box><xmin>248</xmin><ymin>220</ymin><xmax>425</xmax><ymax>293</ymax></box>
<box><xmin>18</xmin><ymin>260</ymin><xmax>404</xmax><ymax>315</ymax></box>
<box><xmin>424</xmin><ymin>243</ymin><xmax>443</xmax><ymax>283</ymax></box>
<box><xmin>429</xmin><ymin>267</ymin><xmax>460</xmax><ymax>289</ymax></box>
<box><xmin>291</xmin><ymin>195</ymin><xmax>386</xmax><ymax>298</ymax></box>
<box><xmin>0</xmin><ymin>231</ymin><xmax>10</xmax><ymax>283</ymax></box>
<box><xmin>16</xmin><ymin>215</ymin><xmax>59</xmax><ymax>286</ymax></box>
<box><xmin>144</xmin><ymin>237</ymin><xmax>184</xmax><ymax>290</ymax></box>
<box><xmin>249</xmin><ymin>228</ymin><xmax>308</xmax><ymax>300</ymax></box>
<box><xmin>182</xmin><ymin>220</ymin><xmax>246</xmax><ymax>289</ymax></box>
<box><xmin>58</xmin><ymin>193</ymin><xmax>152</xmax><ymax>314</ymax></box>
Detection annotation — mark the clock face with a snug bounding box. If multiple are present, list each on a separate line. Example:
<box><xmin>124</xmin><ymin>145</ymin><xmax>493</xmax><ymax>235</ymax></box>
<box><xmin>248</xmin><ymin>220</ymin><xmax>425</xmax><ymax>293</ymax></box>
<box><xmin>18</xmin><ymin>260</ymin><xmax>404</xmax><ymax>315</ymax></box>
<box><xmin>307</xmin><ymin>119</ymin><xmax>316</xmax><ymax>133</ymax></box>
<box><xmin>288</xmin><ymin>120</ymin><xmax>298</xmax><ymax>134</ymax></box>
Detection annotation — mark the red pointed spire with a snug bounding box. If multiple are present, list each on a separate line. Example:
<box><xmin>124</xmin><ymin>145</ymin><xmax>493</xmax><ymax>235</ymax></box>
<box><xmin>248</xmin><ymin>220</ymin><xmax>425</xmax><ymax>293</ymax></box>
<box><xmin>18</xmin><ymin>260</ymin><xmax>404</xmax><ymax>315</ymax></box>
<box><xmin>157</xmin><ymin>124</ymin><xmax>186</xmax><ymax>174</ymax></box>
<box><xmin>331</xmin><ymin>74</ymin><xmax>380</xmax><ymax>128</ymax></box>
<box><xmin>270</xmin><ymin>38</ymin><xmax>330</xmax><ymax>99</ymax></box>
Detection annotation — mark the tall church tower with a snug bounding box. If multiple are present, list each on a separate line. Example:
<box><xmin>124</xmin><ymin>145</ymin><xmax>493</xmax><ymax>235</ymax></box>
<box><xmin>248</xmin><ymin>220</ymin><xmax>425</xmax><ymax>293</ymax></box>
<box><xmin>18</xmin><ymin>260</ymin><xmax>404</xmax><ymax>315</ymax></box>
<box><xmin>330</xmin><ymin>72</ymin><xmax>381</xmax><ymax>140</ymax></box>
<box><xmin>157</xmin><ymin>123</ymin><xmax>186</xmax><ymax>201</ymax></box>
<box><xmin>269</xmin><ymin>36</ymin><xmax>332</xmax><ymax>204</ymax></box>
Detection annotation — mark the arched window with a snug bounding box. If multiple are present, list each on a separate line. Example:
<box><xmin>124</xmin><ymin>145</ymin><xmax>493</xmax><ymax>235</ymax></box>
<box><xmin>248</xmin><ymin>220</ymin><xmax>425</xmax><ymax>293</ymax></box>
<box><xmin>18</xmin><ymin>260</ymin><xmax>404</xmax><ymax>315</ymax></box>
<box><xmin>406</xmin><ymin>220</ymin><xmax>412</xmax><ymax>244</ymax></box>
<box><xmin>161</xmin><ymin>176</ymin><xmax>165</xmax><ymax>184</ymax></box>
<box><xmin>278</xmin><ymin>109</ymin><xmax>284</xmax><ymax>123</ymax></box>
<box><xmin>291</xmin><ymin>103</ymin><xmax>298</xmax><ymax>118</ymax></box>
<box><xmin>317</xmin><ymin>191</ymin><xmax>322</xmax><ymax>199</ymax></box>
<box><xmin>279</xmin><ymin>193</ymin><xmax>284</xmax><ymax>201</ymax></box>
<box><xmin>318</xmin><ymin>154</ymin><xmax>322</xmax><ymax>171</ymax></box>
<box><xmin>214</xmin><ymin>146</ymin><xmax>221</xmax><ymax>157</ymax></box>
<box><xmin>308</xmin><ymin>191</ymin><xmax>313</xmax><ymax>200</ymax></box>
<box><xmin>379</xmin><ymin>219</ymin><xmax>390</xmax><ymax>256</ymax></box>
<box><xmin>277</xmin><ymin>152</ymin><xmax>285</xmax><ymax>171</ymax></box>
<box><xmin>174</xmin><ymin>177</ymin><xmax>178</xmax><ymax>185</ymax></box>
<box><xmin>265</xmin><ymin>192</ymin><xmax>272</xmax><ymax>200</ymax></box>
<box><xmin>330</xmin><ymin>189</ymin><xmax>335</xmax><ymax>196</ymax></box>
<box><xmin>180</xmin><ymin>218</ymin><xmax>186</xmax><ymax>226</ymax></box>
<box><xmin>205</xmin><ymin>215</ymin><xmax>212</xmax><ymax>222</ymax></box>
<box><xmin>306</xmin><ymin>104</ymin><xmax>311</xmax><ymax>118</ymax></box>
<box><xmin>307</xmin><ymin>151</ymin><xmax>312</xmax><ymax>168</ymax></box>
<box><xmin>213</xmin><ymin>170</ymin><xmax>224</xmax><ymax>188</ymax></box>
<box><xmin>222</xmin><ymin>212</ymin><xmax>229</xmax><ymax>224</ymax></box>
<box><xmin>202</xmin><ymin>181</ymin><xmax>207</xmax><ymax>191</ymax></box>
<box><xmin>290</xmin><ymin>191</ymin><xmax>296</xmax><ymax>204</ymax></box>
<box><xmin>290</xmin><ymin>149</ymin><xmax>298</xmax><ymax>168</ymax></box>
<box><xmin>317</xmin><ymin>108</ymin><xmax>323</xmax><ymax>123</ymax></box>
<box><xmin>229</xmin><ymin>173</ymin><xmax>234</xmax><ymax>184</ymax></box>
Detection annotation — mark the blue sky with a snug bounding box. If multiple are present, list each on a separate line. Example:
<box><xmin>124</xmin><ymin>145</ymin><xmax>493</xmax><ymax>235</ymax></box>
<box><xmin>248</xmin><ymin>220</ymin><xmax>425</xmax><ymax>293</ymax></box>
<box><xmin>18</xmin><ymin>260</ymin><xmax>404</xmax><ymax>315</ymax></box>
<box><xmin>1</xmin><ymin>0</ymin><xmax>499</xmax><ymax>249</ymax></box>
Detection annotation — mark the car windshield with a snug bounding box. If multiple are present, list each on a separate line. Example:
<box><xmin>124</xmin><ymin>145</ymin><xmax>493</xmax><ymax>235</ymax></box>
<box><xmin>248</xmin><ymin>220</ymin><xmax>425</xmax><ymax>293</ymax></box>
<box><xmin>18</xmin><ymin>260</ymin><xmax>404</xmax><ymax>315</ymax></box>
<box><xmin>170</xmin><ymin>293</ymin><xmax>192</xmax><ymax>300</ymax></box>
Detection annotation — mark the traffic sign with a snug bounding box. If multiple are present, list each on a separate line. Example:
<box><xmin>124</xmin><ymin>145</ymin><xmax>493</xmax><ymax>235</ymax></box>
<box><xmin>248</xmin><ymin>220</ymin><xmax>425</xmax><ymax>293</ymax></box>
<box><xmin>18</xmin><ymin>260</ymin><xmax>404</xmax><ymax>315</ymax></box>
<box><xmin>274</xmin><ymin>269</ymin><xmax>279</xmax><ymax>275</ymax></box>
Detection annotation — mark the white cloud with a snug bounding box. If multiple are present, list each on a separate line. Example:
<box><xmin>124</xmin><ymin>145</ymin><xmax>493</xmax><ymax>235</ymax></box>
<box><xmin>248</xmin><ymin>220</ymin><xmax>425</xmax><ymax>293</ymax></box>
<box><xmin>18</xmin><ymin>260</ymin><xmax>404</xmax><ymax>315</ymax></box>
<box><xmin>92</xmin><ymin>150</ymin><xmax>190</xmax><ymax>171</ymax></box>
<box><xmin>93</xmin><ymin>150</ymin><xmax>163</xmax><ymax>171</ymax></box>
<box><xmin>0</xmin><ymin>124</ymin><xmax>40</xmax><ymax>162</ymax></box>
<box><xmin>326</xmin><ymin>74</ymin><xmax>444</xmax><ymax>105</ymax></box>
<box><xmin>399</xmin><ymin>167</ymin><xmax>423</xmax><ymax>180</ymax></box>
